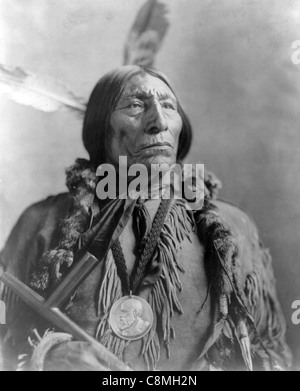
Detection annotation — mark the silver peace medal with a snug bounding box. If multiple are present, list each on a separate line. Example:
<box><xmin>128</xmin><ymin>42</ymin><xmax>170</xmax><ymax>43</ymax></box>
<box><xmin>109</xmin><ymin>295</ymin><xmax>153</xmax><ymax>341</ymax></box>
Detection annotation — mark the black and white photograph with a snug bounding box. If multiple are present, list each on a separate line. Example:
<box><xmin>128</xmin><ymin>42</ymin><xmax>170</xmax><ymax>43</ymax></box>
<box><xmin>0</xmin><ymin>0</ymin><xmax>299</xmax><ymax>373</ymax></box>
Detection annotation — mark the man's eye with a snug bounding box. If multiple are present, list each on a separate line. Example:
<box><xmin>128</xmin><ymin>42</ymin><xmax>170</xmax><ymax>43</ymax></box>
<box><xmin>162</xmin><ymin>102</ymin><xmax>175</xmax><ymax>110</ymax></box>
<box><xmin>127</xmin><ymin>102</ymin><xmax>144</xmax><ymax>109</ymax></box>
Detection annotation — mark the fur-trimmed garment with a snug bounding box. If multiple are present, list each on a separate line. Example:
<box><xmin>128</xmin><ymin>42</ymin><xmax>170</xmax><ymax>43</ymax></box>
<box><xmin>0</xmin><ymin>159</ymin><xmax>292</xmax><ymax>371</ymax></box>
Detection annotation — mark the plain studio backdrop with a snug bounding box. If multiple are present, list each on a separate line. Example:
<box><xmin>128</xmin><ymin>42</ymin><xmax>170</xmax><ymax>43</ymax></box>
<box><xmin>0</xmin><ymin>0</ymin><xmax>300</xmax><ymax>368</ymax></box>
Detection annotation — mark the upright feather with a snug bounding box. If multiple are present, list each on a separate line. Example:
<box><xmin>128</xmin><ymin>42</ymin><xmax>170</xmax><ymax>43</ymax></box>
<box><xmin>124</xmin><ymin>0</ymin><xmax>169</xmax><ymax>67</ymax></box>
<box><xmin>0</xmin><ymin>63</ymin><xmax>86</xmax><ymax>115</ymax></box>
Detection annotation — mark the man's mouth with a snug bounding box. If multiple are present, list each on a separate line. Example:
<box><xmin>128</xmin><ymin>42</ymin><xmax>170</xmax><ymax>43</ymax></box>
<box><xmin>139</xmin><ymin>142</ymin><xmax>173</xmax><ymax>151</ymax></box>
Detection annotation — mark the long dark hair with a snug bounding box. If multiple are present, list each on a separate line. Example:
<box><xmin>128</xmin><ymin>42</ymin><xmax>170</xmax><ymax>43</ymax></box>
<box><xmin>82</xmin><ymin>65</ymin><xmax>192</xmax><ymax>166</ymax></box>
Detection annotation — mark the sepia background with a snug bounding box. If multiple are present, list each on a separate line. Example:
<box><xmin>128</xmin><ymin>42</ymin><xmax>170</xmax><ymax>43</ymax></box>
<box><xmin>0</xmin><ymin>0</ymin><xmax>300</xmax><ymax>367</ymax></box>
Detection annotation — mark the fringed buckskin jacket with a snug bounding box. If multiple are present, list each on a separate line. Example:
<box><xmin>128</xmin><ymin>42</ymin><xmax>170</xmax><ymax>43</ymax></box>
<box><xmin>0</xmin><ymin>159</ymin><xmax>292</xmax><ymax>371</ymax></box>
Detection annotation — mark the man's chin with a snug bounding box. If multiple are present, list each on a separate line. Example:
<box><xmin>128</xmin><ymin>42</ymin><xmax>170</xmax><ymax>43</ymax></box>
<box><xmin>133</xmin><ymin>153</ymin><xmax>176</xmax><ymax>168</ymax></box>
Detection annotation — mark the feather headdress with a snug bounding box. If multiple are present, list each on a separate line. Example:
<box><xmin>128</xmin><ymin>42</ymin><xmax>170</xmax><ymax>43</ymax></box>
<box><xmin>0</xmin><ymin>63</ymin><xmax>86</xmax><ymax>115</ymax></box>
<box><xmin>0</xmin><ymin>0</ymin><xmax>169</xmax><ymax>114</ymax></box>
<box><xmin>124</xmin><ymin>0</ymin><xmax>169</xmax><ymax>67</ymax></box>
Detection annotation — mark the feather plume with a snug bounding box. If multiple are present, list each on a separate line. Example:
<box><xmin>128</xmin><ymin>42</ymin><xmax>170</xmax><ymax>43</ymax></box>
<box><xmin>0</xmin><ymin>63</ymin><xmax>86</xmax><ymax>115</ymax></box>
<box><xmin>124</xmin><ymin>0</ymin><xmax>169</xmax><ymax>67</ymax></box>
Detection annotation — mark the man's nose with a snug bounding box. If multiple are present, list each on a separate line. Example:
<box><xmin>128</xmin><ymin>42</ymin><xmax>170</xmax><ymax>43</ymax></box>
<box><xmin>144</xmin><ymin>101</ymin><xmax>168</xmax><ymax>134</ymax></box>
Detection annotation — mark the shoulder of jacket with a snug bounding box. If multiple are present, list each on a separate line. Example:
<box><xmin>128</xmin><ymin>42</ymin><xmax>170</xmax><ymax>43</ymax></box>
<box><xmin>19</xmin><ymin>193</ymin><xmax>72</xmax><ymax>221</ymax></box>
<box><xmin>211</xmin><ymin>198</ymin><xmax>268</xmax><ymax>280</ymax></box>
<box><xmin>212</xmin><ymin>198</ymin><xmax>259</xmax><ymax>236</ymax></box>
<box><xmin>0</xmin><ymin>193</ymin><xmax>72</xmax><ymax>272</ymax></box>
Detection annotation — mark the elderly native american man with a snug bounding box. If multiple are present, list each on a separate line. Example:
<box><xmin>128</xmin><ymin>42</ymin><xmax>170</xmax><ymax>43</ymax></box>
<box><xmin>0</xmin><ymin>65</ymin><xmax>292</xmax><ymax>371</ymax></box>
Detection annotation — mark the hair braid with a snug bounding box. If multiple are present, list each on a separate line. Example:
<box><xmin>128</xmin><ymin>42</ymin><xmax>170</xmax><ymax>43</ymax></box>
<box><xmin>195</xmin><ymin>197</ymin><xmax>237</xmax><ymax>318</ymax></box>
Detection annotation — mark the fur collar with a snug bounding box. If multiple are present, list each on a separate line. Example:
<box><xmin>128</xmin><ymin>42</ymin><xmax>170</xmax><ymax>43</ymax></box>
<box><xmin>30</xmin><ymin>158</ymin><xmax>221</xmax><ymax>293</ymax></box>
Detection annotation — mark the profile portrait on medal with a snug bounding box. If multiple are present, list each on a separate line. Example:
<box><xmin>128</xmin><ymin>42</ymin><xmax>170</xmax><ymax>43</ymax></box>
<box><xmin>118</xmin><ymin>298</ymin><xmax>150</xmax><ymax>337</ymax></box>
<box><xmin>109</xmin><ymin>296</ymin><xmax>153</xmax><ymax>341</ymax></box>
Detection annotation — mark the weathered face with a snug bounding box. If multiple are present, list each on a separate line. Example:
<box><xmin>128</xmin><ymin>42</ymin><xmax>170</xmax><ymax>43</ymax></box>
<box><xmin>108</xmin><ymin>73</ymin><xmax>183</xmax><ymax>168</ymax></box>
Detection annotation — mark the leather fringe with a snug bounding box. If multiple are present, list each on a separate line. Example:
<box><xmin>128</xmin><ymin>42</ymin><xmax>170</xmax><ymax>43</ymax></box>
<box><xmin>94</xmin><ymin>200</ymin><xmax>193</xmax><ymax>370</ymax></box>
